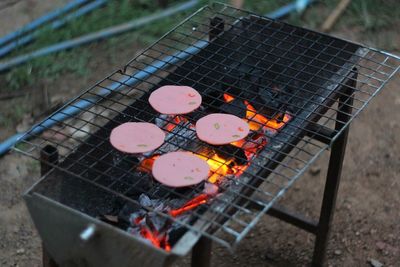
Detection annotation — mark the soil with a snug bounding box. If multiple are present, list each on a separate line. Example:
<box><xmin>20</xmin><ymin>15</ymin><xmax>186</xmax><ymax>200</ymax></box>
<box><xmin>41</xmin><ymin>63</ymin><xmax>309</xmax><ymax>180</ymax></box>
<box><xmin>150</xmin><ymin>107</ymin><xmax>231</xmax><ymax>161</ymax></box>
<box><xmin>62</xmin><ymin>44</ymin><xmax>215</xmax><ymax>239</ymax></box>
<box><xmin>0</xmin><ymin>2</ymin><xmax>399</xmax><ymax>267</ymax></box>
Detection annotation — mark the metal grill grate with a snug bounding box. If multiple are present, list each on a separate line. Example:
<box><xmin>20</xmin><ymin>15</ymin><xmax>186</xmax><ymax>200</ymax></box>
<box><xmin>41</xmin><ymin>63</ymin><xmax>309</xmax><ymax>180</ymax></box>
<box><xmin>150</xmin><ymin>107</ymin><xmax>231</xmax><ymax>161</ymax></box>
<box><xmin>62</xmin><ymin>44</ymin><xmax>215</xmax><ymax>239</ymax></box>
<box><xmin>14</xmin><ymin>3</ymin><xmax>400</xmax><ymax>249</ymax></box>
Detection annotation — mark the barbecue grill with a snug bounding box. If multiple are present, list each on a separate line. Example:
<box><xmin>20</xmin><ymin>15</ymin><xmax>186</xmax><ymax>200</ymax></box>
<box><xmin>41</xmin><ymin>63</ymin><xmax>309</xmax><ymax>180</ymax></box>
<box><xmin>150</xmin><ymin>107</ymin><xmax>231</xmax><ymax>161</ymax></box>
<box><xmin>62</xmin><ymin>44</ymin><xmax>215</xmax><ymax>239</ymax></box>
<box><xmin>15</xmin><ymin>3</ymin><xmax>400</xmax><ymax>267</ymax></box>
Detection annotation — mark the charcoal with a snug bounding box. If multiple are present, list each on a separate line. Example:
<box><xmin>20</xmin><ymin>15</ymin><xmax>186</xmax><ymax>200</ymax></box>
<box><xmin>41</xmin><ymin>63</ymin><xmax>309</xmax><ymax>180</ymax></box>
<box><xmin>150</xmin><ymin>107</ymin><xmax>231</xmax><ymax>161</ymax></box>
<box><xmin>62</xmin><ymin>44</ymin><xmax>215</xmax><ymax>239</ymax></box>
<box><xmin>219</xmin><ymin>98</ymin><xmax>247</xmax><ymax>118</ymax></box>
<box><xmin>118</xmin><ymin>202</ymin><xmax>141</xmax><ymax>224</ymax></box>
<box><xmin>216</xmin><ymin>144</ymin><xmax>248</xmax><ymax>166</ymax></box>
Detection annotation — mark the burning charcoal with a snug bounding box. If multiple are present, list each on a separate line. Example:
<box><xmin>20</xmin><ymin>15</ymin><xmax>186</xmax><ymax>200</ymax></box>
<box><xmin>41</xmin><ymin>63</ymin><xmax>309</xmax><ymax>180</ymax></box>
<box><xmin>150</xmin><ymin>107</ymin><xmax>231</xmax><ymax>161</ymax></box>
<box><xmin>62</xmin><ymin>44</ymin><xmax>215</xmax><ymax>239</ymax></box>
<box><xmin>139</xmin><ymin>194</ymin><xmax>153</xmax><ymax>207</ymax></box>
<box><xmin>118</xmin><ymin>202</ymin><xmax>142</xmax><ymax>223</ymax></box>
<box><xmin>219</xmin><ymin>98</ymin><xmax>247</xmax><ymax>118</ymax></box>
<box><xmin>201</xmin><ymin>88</ymin><xmax>224</xmax><ymax>113</ymax></box>
<box><xmin>257</xmin><ymin>87</ymin><xmax>286</xmax><ymax>118</ymax></box>
<box><xmin>214</xmin><ymin>144</ymin><xmax>248</xmax><ymax>166</ymax></box>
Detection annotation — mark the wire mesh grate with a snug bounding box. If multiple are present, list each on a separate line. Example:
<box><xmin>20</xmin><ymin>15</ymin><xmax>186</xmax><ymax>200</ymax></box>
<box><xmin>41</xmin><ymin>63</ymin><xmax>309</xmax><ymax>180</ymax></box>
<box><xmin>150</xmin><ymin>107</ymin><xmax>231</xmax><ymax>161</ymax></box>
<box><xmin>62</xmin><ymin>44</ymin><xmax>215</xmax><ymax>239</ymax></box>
<box><xmin>14</xmin><ymin>3</ymin><xmax>400</xmax><ymax>249</ymax></box>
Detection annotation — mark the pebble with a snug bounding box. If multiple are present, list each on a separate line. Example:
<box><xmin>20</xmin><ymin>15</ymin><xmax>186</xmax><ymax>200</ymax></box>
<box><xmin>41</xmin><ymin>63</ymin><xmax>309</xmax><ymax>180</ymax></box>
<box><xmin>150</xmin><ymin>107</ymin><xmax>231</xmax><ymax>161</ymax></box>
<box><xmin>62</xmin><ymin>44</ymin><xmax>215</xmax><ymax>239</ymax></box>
<box><xmin>309</xmin><ymin>166</ymin><xmax>321</xmax><ymax>176</ymax></box>
<box><xmin>376</xmin><ymin>241</ymin><xmax>386</xmax><ymax>251</ymax></box>
<box><xmin>334</xmin><ymin>249</ymin><xmax>342</xmax><ymax>255</ymax></box>
<box><xmin>368</xmin><ymin>258</ymin><xmax>383</xmax><ymax>267</ymax></box>
<box><xmin>16</xmin><ymin>248</ymin><xmax>25</xmax><ymax>254</ymax></box>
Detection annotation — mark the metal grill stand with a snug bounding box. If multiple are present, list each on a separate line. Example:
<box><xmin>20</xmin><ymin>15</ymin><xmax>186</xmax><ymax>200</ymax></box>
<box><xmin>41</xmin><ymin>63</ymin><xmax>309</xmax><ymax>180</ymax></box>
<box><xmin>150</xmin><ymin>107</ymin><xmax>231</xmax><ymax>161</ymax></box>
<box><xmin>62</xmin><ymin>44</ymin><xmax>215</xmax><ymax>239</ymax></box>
<box><xmin>188</xmin><ymin>70</ymin><xmax>357</xmax><ymax>267</ymax></box>
<box><xmin>19</xmin><ymin>4</ymin><xmax>400</xmax><ymax>267</ymax></box>
<box><xmin>35</xmin><ymin>71</ymin><xmax>356</xmax><ymax>267</ymax></box>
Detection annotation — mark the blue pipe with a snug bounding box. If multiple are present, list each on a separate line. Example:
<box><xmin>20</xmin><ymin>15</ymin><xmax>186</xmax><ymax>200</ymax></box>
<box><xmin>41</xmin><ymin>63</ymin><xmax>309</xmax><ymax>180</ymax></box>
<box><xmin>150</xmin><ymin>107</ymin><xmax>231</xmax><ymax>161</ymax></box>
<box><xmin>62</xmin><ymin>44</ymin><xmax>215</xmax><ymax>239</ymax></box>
<box><xmin>266</xmin><ymin>0</ymin><xmax>313</xmax><ymax>19</ymax></box>
<box><xmin>0</xmin><ymin>0</ymin><xmax>89</xmax><ymax>47</ymax></box>
<box><xmin>0</xmin><ymin>0</ymin><xmax>196</xmax><ymax>72</ymax></box>
<box><xmin>0</xmin><ymin>0</ymin><xmax>314</xmax><ymax>157</ymax></box>
<box><xmin>0</xmin><ymin>0</ymin><xmax>107</xmax><ymax>58</ymax></box>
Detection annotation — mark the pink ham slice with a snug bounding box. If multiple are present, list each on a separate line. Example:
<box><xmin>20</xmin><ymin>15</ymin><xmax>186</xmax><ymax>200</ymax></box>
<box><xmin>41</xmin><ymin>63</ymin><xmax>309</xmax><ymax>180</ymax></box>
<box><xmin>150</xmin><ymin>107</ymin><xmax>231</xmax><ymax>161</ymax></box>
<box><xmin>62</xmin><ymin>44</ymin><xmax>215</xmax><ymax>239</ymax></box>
<box><xmin>196</xmin><ymin>113</ymin><xmax>250</xmax><ymax>145</ymax></box>
<box><xmin>149</xmin><ymin>85</ymin><xmax>202</xmax><ymax>115</ymax></box>
<box><xmin>110</xmin><ymin>122</ymin><xmax>165</xmax><ymax>154</ymax></box>
<box><xmin>152</xmin><ymin>152</ymin><xmax>210</xmax><ymax>187</ymax></box>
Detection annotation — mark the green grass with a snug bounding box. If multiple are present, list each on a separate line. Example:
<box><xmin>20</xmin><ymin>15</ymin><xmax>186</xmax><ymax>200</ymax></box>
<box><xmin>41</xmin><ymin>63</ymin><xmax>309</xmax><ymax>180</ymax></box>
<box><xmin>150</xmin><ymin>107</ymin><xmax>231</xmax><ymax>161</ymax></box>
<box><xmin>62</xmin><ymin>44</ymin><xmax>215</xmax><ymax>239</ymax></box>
<box><xmin>2</xmin><ymin>0</ymin><xmax>400</xmax><ymax>92</ymax></box>
<box><xmin>1</xmin><ymin>0</ymin><xmax>293</xmax><ymax>91</ymax></box>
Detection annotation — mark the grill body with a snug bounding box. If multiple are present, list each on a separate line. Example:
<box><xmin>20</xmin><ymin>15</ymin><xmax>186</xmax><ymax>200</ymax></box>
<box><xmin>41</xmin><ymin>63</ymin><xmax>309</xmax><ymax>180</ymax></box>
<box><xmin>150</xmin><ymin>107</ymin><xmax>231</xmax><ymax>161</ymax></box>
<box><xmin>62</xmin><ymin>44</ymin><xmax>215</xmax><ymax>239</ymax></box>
<box><xmin>17</xmin><ymin>3</ymin><xmax>400</xmax><ymax>266</ymax></box>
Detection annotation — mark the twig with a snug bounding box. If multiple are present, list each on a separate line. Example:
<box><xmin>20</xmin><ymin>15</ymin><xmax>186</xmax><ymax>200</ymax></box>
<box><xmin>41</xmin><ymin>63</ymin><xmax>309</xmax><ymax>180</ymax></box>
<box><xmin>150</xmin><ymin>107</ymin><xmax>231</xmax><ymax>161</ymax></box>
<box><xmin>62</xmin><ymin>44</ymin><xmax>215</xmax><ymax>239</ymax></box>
<box><xmin>0</xmin><ymin>0</ymin><xmax>22</xmax><ymax>11</ymax></box>
<box><xmin>0</xmin><ymin>91</ymin><xmax>25</xmax><ymax>100</ymax></box>
<box><xmin>320</xmin><ymin>0</ymin><xmax>352</xmax><ymax>32</ymax></box>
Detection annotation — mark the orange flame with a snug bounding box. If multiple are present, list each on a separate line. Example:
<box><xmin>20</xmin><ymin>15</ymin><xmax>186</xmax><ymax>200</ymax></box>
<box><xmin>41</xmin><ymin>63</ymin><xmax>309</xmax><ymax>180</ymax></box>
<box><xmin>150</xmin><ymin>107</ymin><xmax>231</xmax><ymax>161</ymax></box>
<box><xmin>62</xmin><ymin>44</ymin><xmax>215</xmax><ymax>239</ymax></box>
<box><xmin>244</xmin><ymin>101</ymin><xmax>291</xmax><ymax>131</ymax></box>
<box><xmin>164</xmin><ymin>116</ymin><xmax>189</xmax><ymax>132</ymax></box>
<box><xmin>137</xmin><ymin>155</ymin><xmax>160</xmax><ymax>173</ymax></box>
<box><xmin>223</xmin><ymin>93</ymin><xmax>290</xmax><ymax>131</ymax></box>
<box><xmin>169</xmin><ymin>194</ymin><xmax>208</xmax><ymax>217</ymax></box>
<box><xmin>223</xmin><ymin>93</ymin><xmax>235</xmax><ymax>103</ymax></box>
<box><xmin>135</xmin><ymin>218</ymin><xmax>171</xmax><ymax>251</ymax></box>
<box><xmin>197</xmin><ymin>153</ymin><xmax>237</xmax><ymax>184</ymax></box>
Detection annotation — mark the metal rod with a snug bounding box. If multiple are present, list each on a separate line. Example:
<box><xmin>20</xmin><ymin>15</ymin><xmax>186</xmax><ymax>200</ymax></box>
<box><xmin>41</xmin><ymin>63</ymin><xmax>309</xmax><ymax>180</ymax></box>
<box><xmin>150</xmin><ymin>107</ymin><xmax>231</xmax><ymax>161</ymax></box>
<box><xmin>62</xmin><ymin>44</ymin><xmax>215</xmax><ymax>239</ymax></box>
<box><xmin>209</xmin><ymin>17</ymin><xmax>224</xmax><ymax>41</ymax></box>
<box><xmin>305</xmin><ymin>124</ymin><xmax>335</xmax><ymax>145</ymax></box>
<box><xmin>311</xmin><ymin>70</ymin><xmax>357</xmax><ymax>267</ymax></box>
<box><xmin>191</xmin><ymin>236</ymin><xmax>212</xmax><ymax>267</ymax></box>
<box><xmin>266</xmin><ymin>205</ymin><xmax>319</xmax><ymax>234</ymax></box>
<box><xmin>40</xmin><ymin>144</ymin><xmax>59</xmax><ymax>176</ymax></box>
<box><xmin>247</xmin><ymin>201</ymin><xmax>318</xmax><ymax>234</ymax></box>
<box><xmin>40</xmin><ymin>144</ymin><xmax>59</xmax><ymax>267</ymax></box>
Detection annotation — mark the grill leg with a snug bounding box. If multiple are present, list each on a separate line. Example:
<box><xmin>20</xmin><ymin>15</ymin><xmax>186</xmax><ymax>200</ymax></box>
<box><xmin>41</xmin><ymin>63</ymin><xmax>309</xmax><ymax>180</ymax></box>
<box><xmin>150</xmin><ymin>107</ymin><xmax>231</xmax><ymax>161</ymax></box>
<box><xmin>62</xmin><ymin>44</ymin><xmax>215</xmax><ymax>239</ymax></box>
<box><xmin>40</xmin><ymin>145</ymin><xmax>59</xmax><ymax>267</ymax></box>
<box><xmin>311</xmin><ymin>71</ymin><xmax>356</xmax><ymax>267</ymax></box>
<box><xmin>191</xmin><ymin>236</ymin><xmax>212</xmax><ymax>267</ymax></box>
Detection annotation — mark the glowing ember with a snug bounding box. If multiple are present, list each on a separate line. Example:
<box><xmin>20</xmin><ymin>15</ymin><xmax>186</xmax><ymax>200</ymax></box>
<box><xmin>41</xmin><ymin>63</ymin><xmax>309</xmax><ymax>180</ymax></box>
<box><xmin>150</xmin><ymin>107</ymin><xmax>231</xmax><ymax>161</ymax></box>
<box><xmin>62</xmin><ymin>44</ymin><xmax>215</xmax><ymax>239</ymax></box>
<box><xmin>223</xmin><ymin>93</ymin><xmax>291</xmax><ymax>131</ymax></box>
<box><xmin>134</xmin><ymin>217</ymin><xmax>171</xmax><ymax>251</ymax></box>
<box><xmin>245</xmin><ymin>101</ymin><xmax>291</xmax><ymax>131</ymax></box>
<box><xmin>197</xmin><ymin>153</ymin><xmax>236</xmax><ymax>184</ymax></box>
<box><xmin>137</xmin><ymin>155</ymin><xmax>159</xmax><ymax>173</ymax></box>
<box><xmin>231</xmin><ymin>133</ymin><xmax>267</xmax><ymax>159</ymax></box>
<box><xmin>164</xmin><ymin>115</ymin><xmax>189</xmax><ymax>132</ymax></box>
<box><xmin>169</xmin><ymin>194</ymin><xmax>208</xmax><ymax>217</ymax></box>
<box><xmin>223</xmin><ymin>93</ymin><xmax>235</xmax><ymax>103</ymax></box>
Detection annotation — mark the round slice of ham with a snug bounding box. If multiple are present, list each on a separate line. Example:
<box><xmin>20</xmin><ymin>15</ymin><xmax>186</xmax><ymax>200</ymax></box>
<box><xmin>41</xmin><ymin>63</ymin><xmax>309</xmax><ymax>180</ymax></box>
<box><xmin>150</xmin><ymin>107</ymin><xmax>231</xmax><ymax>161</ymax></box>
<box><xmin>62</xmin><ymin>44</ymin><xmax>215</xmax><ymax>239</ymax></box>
<box><xmin>152</xmin><ymin>152</ymin><xmax>210</xmax><ymax>187</ymax></box>
<box><xmin>110</xmin><ymin>122</ymin><xmax>165</xmax><ymax>154</ymax></box>
<box><xmin>149</xmin><ymin>85</ymin><xmax>202</xmax><ymax>115</ymax></box>
<box><xmin>196</xmin><ymin>113</ymin><xmax>250</xmax><ymax>145</ymax></box>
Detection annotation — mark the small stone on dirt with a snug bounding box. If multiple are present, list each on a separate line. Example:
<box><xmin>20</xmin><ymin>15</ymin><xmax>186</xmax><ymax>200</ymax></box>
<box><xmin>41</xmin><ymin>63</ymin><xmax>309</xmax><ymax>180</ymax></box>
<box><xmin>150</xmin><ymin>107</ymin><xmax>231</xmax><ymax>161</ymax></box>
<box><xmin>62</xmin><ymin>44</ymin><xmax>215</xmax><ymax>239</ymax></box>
<box><xmin>368</xmin><ymin>258</ymin><xmax>384</xmax><ymax>267</ymax></box>
<box><xmin>16</xmin><ymin>248</ymin><xmax>24</xmax><ymax>254</ymax></box>
<box><xmin>334</xmin><ymin>249</ymin><xmax>342</xmax><ymax>255</ymax></box>
<box><xmin>309</xmin><ymin>166</ymin><xmax>321</xmax><ymax>176</ymax></box>
<box><xmin>376</xmin><ymin>241</ymin><xmax>386</xmax><ymax>251</ymax></box>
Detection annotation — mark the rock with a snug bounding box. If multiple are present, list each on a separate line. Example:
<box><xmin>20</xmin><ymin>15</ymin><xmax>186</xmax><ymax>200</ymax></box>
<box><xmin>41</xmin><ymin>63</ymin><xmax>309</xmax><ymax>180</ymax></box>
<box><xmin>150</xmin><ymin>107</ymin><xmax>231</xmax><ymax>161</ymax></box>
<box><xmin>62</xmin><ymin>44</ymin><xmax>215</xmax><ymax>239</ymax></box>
<box><xmin>309</xmin><ymin>166</ymin><xmax>321</xmax><ymax>176</ymax></box>
<box><xmin>334</xmin><ymin>249</ymin><xmax>342</xmax><ymax>255</ymax></box>
<box><xmin>376</xmin><ymin>241</ymin><xmax>386</xmax><ymax>251</ymax></box>
<box><xmin>355</xmin><ymin>231</ymin><xmax>360</xmax><ymax>236</ymax></box>
<box><xmin>16</xmin><ymin>248</ymin><xmax>25</xmax><ymax>254</ymax></box>
<box><xmin>368</xmin><ymin>258</ymin><xmax>383</xmax><ymax>267</ymax></box>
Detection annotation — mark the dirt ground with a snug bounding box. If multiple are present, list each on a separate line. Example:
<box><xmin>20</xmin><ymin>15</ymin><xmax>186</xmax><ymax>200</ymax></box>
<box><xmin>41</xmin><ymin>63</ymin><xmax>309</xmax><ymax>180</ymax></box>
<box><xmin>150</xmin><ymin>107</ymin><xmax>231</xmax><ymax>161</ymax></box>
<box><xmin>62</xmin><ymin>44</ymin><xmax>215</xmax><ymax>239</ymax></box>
<box><xmin>0</xmin><ymin>1</ymin><xmax>399</xmax><ymax>267</ymax></box>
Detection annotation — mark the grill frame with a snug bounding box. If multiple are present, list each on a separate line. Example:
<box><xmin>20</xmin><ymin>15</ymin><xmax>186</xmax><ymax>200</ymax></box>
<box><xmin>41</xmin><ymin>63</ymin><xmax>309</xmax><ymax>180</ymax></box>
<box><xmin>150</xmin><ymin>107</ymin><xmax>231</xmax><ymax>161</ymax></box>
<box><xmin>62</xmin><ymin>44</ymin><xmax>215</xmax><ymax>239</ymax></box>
<box><xmin>15</xmin><ymin>3</ymin><xmax>400</xmax><ymax>265</ymax></box>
